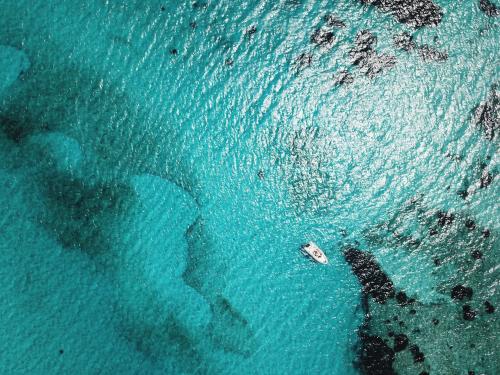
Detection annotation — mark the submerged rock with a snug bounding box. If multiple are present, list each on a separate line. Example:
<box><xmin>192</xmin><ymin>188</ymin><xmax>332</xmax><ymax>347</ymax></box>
<box><xmin>333</xmin><ymin>70</ymin><xmax>354</xmax><ymax>86</ymax></box>
<box><xmin>409</xmin><ymin>345</ymin><xmax>425</xmax><ymax>363</ymax></box>
<box><xmin>463</xmin><ymin>305</ymin><xmax>477</xmax><ymax>321</ymax></box>
<box><xmin>359</xmin><ymin>0</ymin><xmax>443</xmax><ymax>28</ymax></box>
<box><xmin>473</xmin><ymin>83</ymin><xmax>499</xmax><ymax>141</ymax></box>
<box><xmin>359</xmin><ymin>335</ymin><xmax>396</xmax><ymax>375</ymax></box>
<box><xmin>484</xmin><ymin>301</ymin><xmax>495</xmax><ymax>313</ymax></box>
<box><xmin>451</xmin><ymin>285</ymin><xmax>473</xmax><ymax>301</ymax></box>
<box><xmin>343</xmin><ymin>248</ymin><xmax>395</xmax><ymax>303</ymax></box>
<box><xmin>393</xmin><ymin>333</ymin><xmax>409</xmax><ymax>352</ymax></box>
<box><xmin>479</xmin><ymin>0</ymin><xmax>500</xmax><ymax>17</ymax></box>
<box><xmin>323</xmin><ymin>14</ymin><xmax>346</xmax><ymax>28</ymax></box>
<box><xmin>393</xmin><ymin>32</ymin><xmax>416</xmax><ymax>51</ymax></box>
<box><xmin>294</xmin><ymin>52</ymin><xmax>313</xmax><ymax>69</ymax></box>
<box><xmin>350</xmin><ymin>30</ymin><xmax>396</xmax><ymax>78</ymax></box>
<box><xmin>310</xmin><ymin>28</ymin><xmax>335</xmax><ymax>47</ymax></box>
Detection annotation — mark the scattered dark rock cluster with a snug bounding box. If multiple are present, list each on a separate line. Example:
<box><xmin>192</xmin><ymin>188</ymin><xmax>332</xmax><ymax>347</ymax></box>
<box><xmin>323</xmin><ymin>14</ymin><xmax>346</xmax><ymax>28</ymax></box>
<box><xmin>479</xmin><ymin>0</ymin><xmax>500</xmax><ymax>17</ymax></box>
<box><xmin>310</xmin><ymin>28</ymin><xmax>335</xmax><ymax>48</ymax></box>
<box><xmin>344</xmin><ymin>247</ymin><xmax>395</xmax><ymax>303</ymax></box>
<box><xmin>358</xmin><ymin>0</ymin><xmax>443</xmax><ymax>28</ymax></box>
<box><xmin>359</xmin><ymin>334</ymin><xmax>396</xmax><ymax>375</ymax></box>
<box><xmin>333</xmin><ymin>70</ymin><xmax>354</xmax><ymax>86</ymax></box>
<box><xmin>350</xmin><ymin>31</ymin><xmax>396</xmax><ymax>78</ymax></box>
<box><xmin>473</xmin><ymin>83</ymin><xmax>499</xmax><ymax>141</ymax></box>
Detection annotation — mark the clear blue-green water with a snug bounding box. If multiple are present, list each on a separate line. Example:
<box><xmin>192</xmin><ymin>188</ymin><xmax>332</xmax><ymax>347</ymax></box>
<box><xmin>0</xmin><ymin>1</ymin><xmax>498</xmax><ymax>374</ymax></box>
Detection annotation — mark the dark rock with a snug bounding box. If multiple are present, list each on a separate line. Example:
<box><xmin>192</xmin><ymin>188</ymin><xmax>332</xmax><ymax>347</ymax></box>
<box><xmin>409</xmin><ymin>345</ymin><xmax>425</xmax><ymax>363</ymax></box>
<box><xmin>350</xmin><ymin>30</ymin><xmax>377</xmax><ymax>66</ymax></box>
<box><xmin>451</xmin><ymin>285</ymin><xmax>473</xmax><ymax>300</ymax></box>
<box><xmin>473</xmin><ymin>83</ymin><xmax>499</xmax><ymax>141</ymax></box>
<box><xmin>479</xmin><ymin>0</ymin><xmax>500</xmax><ymax>17</ymax></box>
<box><xmin>393</xmin><ymin>32</ymin><xmax>416</xmax><ymax>51</ymax></box>
<box><xmin>160</xmin><ymin>5</ymin><xmax>165</xmax><ymax>11</ymax></box>
<box><xmin>417</xmin><ymin>45</ymin><xmax>448</xmax><ymax>62</ymax></box>
<box><xmin>393</xmin><ymin>316</ymin><xmax>398</xmax><ymax>321</ymax></box>
<box><xmin>436</xmin><ymin>211</ymin><xmax>455</xmax><ymax>226</ymax></box>
<box><xmin>349</xmin><ymin>30</ymin><xmax>396</xmax><ymax>78</ymax></box>
<box><xmin>465</xmin><ymin>219</ymin><xmax>476</xmax><ymax>230</ymax></box>
<box><xmin>59</xmin><ymin>349</ymin><xmax>64</xmax><ymax>354</ymax></box>
<box><xmin>344</xmin><ymin>248</ymin><xmax>395</xmax><ymax>303</ymax></box>
<box><xmin>324</xmin><ymin>14</ymin><xmax>346</xmax><ymax>28</ymax></box>
<box><xmin>393</xmin><ymin>334</ymin><xmax>409</xmax><ymax>352</ymax></box>
<box><xmin>471</xmin><ymin>250</ymin><xmax>483</xmax><ymax>260</ymax></box>
<box><xmin>484</xmin><ymin>300</ymin><xmax>495</xmax><ymax>313</ymax></box>
<box><xmin>257</xmin><ymin>170</ymin><xmax>264</xmax><ymax>180</ymax></box>
<box><xmin>333</xmin><ymin>70</ymin><xmax>354</xmax><ymax>86</ymax></box>
<box><xmin>398</xmin><ymin>321</ymin><xmax>405</xmax><ymax>327</ymax></box>
<box><xmin>294</xmin><ymin>53</ymin><xmax>313</xmax><ymax>69</ymax></box>
<box><xmin>468</xmin><ymin>371</ymin><xmax>476</xmax><ymax>375</ymax></box>
<box><xmin>359</xmin><ymin>335</ymin><xmax>396</xmax><ymax>375</ymax></box>
<box><xmin>170</xmin><ymin>49</ymin><xmax>178</xmax><ymax>55</ymax></box>
<box><xmin>432</xmin><ymin>318</ymin><xmax>439</xmax><ymax>325</ymax></box>
<box><xmin>359</xmin><ymin>0</ymin><xmax>443</xmax><ymax>28</ymax></box>
<box><xmin>384</xmin><ymin>319</ymin><xmax>391</xmax><ymax>324</ymax></box>
<box><xmin>482</xmin><ymin>229</ymin><xmax>490</xmax><ymax>238</ymax></box>
<box><xmin>420</xmin><ymin>372</ymin><xmax>429</xmax><ymax>375</ymax></box>
<box><xmin>479</xmin><ymin>170</ymin><xmax>493</xmax><ymax>188</ymax></box>
<box><xmin>409</xmin><ymin>309</ymin><xmax>416</xmax><ymax>315</ymax></box>
<box><xmin>433</xmin><ymin>258</ymin><xmax>441</xmax><ymax>266</ymax></box>
<box><xmin>310</xmin><ymin>28</ymin><xmax>335</xmax><ymax>47</ymax></box>
<box><xmin>396</xmin><ymin>291</ymin><xmax>409</xmax><ymax>306</ymax></box>
<box><xmin>192</xmin><ymin>2</ymin><xmax>208</xmax><ymax>10</ymax></box>
<box><xmin>388</xmin><ymin>331</ymin><xmax>394</xmax><ymax>336</ymax></box>
<box><xmin>458</xmin><ymin>189</ymin><xmax>469</xmax><ymax>199</ymax></box>
<box><xmin>190</xmin><ymin>21</ymin><xmax>197</xmax><ymax>29</ymax></box>
<box><xmin>429</xmin><ymin>228</ymin><xmax>438</xmax><ymax>236</ymax></box>
<box><xmin>463</xmin><ymin>305</ymin><xmax>477</xmax><ymax>321</ymax></box>
<box><xmin>245</xmin><ymin>25</ymin><xmax>257</xmax><ymax>36</ymax></box>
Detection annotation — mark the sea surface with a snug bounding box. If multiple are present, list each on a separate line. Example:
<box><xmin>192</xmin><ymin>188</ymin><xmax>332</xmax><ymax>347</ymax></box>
<box><xmin>0</xmin><ymin>1</ymin><xmax>498</xmax><ymax>374</ymax></box>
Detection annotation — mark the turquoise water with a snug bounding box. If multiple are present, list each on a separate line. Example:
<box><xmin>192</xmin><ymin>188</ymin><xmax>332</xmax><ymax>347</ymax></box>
<box><xmin>0</xmin><ymin>0</ymin><xmax>498</xmax><ymax>374</ymax></box>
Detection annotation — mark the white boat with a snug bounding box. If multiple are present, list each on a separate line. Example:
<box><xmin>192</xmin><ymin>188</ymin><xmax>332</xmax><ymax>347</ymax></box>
<box><xmin>301</xmin><ymin>242</ymin><xmax>328</xmax><ymax>264</ymax></box>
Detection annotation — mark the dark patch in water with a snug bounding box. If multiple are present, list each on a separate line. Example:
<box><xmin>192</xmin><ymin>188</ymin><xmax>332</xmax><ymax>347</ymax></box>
<box><xmin>462</xmin><ymin>305</ymin><xmax>477</xmax><ymax>321</ymax></box>
<box><xmin>472</xmin><ymin>83</ymin><xmax>499</xmax><ymax>141</ymax></box>
<box><xmin>293</xmin><ymin>52</ymin><xmax>313</xmax><ymax>70</ymax></box>
<box><xmin>393</xmin><ymin>333</ymin><xmax>409</xmax><ymax>352</ymax></box>
<box><xmin>359</xmin><ymin>334</ymin><xmax>396</xmax><ymax>375</ymax></box>
<box><xmin>310</xmin><ymin>28</ymin><xmax>335</xmax><ymax>48</ymax></box>
<box><xmin>208</xmin><ymin>295</ymin><xmax>256</xmax><ymax>357</ymax></box>
<box><xmin>417</xmin><ymin>44</ymin><xmax>448</xmax><ymax>62</ymax></box>
<box><xmin>451</xmin><ymin>285</ymin><xmax>473</xmax><ymax>301</ymax></box>
<box><xmin>40</xmin><ymin>172</ymin><xmax>136</xmax><ymax>257</ymax></box>
<box><xmin>245</xmin><ymin>25</ymin><xmax>257</xmax><ymax>37</ymax></box>
<box><xmin>119</xmin><ymin>314</ymin><xmax>203</xmax><ymax>372</ymax></box>
<box><xmin>393</xmin><ymin>32</ymin><xmax>448</xmax><ymax>62</ymax></box>
<box><xmin>333</xmin><ymin>70</ymin><xmax>354</xmax><ymax>86</ymax></box>
<box><xmin>0</xmin><ymin>115</ymin><xmax>34</xmax><ymax>143</ymax></box>
<box><xmin>350</xmin><ymin>31</ymin><xmax>396</xmax><ymax>78</ymax></box>
<box><xmin>436</xmin><ymin>210</ymin><xmax>455</xmax><ymax>227</ymax></box>
<box><xmin>409</xmin><ymin>344</ymin><xmax>425</xmax><ymax>363</ymax></box>
<box><xmin>393</xmin><ymin>32</ymin><xmax>416</xmax><ymax>51</ymax></box>
<box><xmin>343</xmin><ymin>248</ymin><xmax>395</xmax><ymax>303</ymax></box>
<box><xmin>323</xmin><ymin>14</ymin><xmax>346</xmax><ymax>28</ymax></box>
<box><xmin>479</xmin><ymin>0</ymin><xmax>500</xmax><ymax>17</ymax></box>
<box><xmin>395</xmin><ymin>291</ymin><xmax>415</xmax><ymax>307</ymax></box>
<box><xmin>358</xmin><ymin>0</ymin><xmax>443</xmax><ymax>28</ymax></box>
<box><xmin>484</xmin><ymin>300</ymin><xmax>495</xmax><ymax>313</ymax></box>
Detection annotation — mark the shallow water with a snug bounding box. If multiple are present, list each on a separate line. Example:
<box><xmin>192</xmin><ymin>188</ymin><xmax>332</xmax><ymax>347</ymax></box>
<box><xmin>0</xmin><ymin>1</ymin><xmax>498</xmax><ymax>374</ymax></box>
